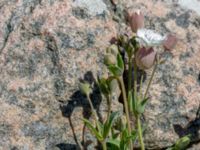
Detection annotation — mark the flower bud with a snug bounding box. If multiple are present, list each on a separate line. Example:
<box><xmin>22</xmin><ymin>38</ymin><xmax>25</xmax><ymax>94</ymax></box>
<box><xmin>128</xmin><ymin>10</ymin><xmax>144</xmax><ymax>33</ymax></box>
<box><xmin>114</xmin><ymin>115</ymin><xmax>127</xmax><ymax>131</ymax></box>
<box><xmin>135</xmin><ymin>47</ymin><xmax>156</xmax><ymax>70</ymax></box>
<box><xmin>118</xmin><ymin>34</ymin><xmax>129</xmax><ymax>47</ymax></box>
<box><xmin>104</xmin><ymin>54</ymin><xmax>117</xmax><ymax>66</ymax></box>
<box><xmin>107</xmin><ymin>44</ymin><xmax>119</xmax><ymax>56</ymax></box>
<box><xmin>79</xmin><ymin>82</ymin><xmax>92</xmax><ymax>96</ymax></box>
<box><xmin>163</xmin><ymin>34</ymin><xmax>177</xmax><ymax>51</ymax></box>
<box><xmin>109</xmin><ymin>79</ymin><xmax>118</xmax><ymax>93</ymax></box>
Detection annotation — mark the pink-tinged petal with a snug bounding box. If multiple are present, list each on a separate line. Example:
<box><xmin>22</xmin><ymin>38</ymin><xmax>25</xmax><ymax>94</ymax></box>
<box><xmin>163</xmin><ymin>34</ymin><xmax>177</xmax><ymax>51</ymax></box>
<box><xmin>135</xmin><ymin>47</ymin><xmax>156</xmax><ymax>70</ymax></box>
<box><xmin>129</xmin><ymin>11</ymin><xmax>144</xmax><ymax>33</ymax></box>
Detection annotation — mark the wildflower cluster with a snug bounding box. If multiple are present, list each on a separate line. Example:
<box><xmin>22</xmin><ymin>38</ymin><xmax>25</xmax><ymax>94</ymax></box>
<box><xmin>79</xmin><ymin>10</ymin><xmax>190</xmax><ymax>150</ymax></box>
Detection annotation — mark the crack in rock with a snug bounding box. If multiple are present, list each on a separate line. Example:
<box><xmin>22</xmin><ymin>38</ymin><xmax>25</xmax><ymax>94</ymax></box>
<box><xmin>0</xmin><ymin>13</ymin><xmax>14</xmax><ymax>54</ymax></box>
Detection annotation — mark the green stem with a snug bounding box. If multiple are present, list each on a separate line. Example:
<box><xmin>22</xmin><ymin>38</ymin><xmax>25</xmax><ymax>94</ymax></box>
<box><xmin>144</xmin><ymin>63</ymin><xmax>157</xmax><ymax>99</ymax></box>
<box><xmin>86</xmin><ymin>94</ymin><xmax>107</xmax><ymax>150</ymax></box>
<box><xmin>86</xmin><ymin>94</ymin><xmax>99</xmax><ymax>124</ymax></box>
<box><xmin>133</xmin><ymin>59</ymin><xmax>137</xmax><ymax>97</ymax></box>
<box><xmin>136</xmin><ymin>115</ymin><xmax>145</xmax><ymax>150</ymax></box>
<box><xmin>102</xmin><ymin>141</ymin><xmax>107</xmax><ymax>150</ymax></box>
<box><xmin>106</xmin><ymin>95</ymin><xmax>111</xmax><ymax>121</ymax></box>
<box><xmin>118</xmin><ymin>77</ymin><xmax>133</xmax><ymax>150</ymax></box>
<box><xmin>86</xmin><ymin>94</ymin><xmax>102</xmax><ymax>138</ymax></box>
<box><xmin>128</xmin><ymin>55</ymin><xmax>133</xmax><ymax>94</ymax></box>
<box><xmin>139</xmin><ymin>75</ymin><xmax>143</xmax><ymax>99</ymax></box>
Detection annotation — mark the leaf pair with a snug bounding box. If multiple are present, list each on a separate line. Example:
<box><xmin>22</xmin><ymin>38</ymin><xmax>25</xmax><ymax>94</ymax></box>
<box><xmin>108</xmin><ymin>54</ymin><xmax>124</xmax><ymax>77</ymax></box>
<box><xmin>107</xmin><ymin>129</ymin><xmax>137</xmax><ymax>150</ymax></box>
<box><xmin>103</xmin><ymin>112</ymin><xmax>120</xmax><ymax>138</ymax></box>
<box><xmin>128</xmin><ymin>91</ymin><xmax>149</xmax><ymax>115</ymax></box>
<box><xmin>83</xmin><ymin>118</ymin><xmax>104</xmax><ymax>141</ymax></box>
<box><xmin>97</xmin><ymin>76</ymin><xmax>116</xmax><ymax>96</ymax></box>
<box><xmin>83</xmin><ymin>112</ymin><xmax>120</xmax><ymax>142</ymax></box>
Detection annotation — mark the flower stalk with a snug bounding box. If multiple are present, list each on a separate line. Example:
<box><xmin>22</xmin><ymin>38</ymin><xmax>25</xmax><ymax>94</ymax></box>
<box><xmin>86</xmin><ymin>94</ymin><xmax>99</xmax><ymax>128</ymax></box>
<box><xmin>136</xmin><ymin>115</ymin><xmax>145</xmax><ymax>150</ymax></box>
<box><xmin>118</xmin><ymin>77</ymin><xmax>133</xmax><ymax>150</ymax></box>
<box><xmin>128</xmin><ymin>55</ymin><xmax>133</xmax><ymax>94</ymax></box>
<box><xmin>106</xmin><ymin>94</ymin><xmax>111</xmax><ymax>120</ymax></box>
<box><xmin>144</xmin><ymin>63</ymin><xmax>157</xmax><ymax>99</ymax></box>
<box><xmin>102</xmin><ymin>141</ymin><xmax>107</xmax><ymax>150</ymax></box>
<box><xmin>133</xmin><ymin>58</ymin><xmax>137</xmax><ymax>96</ymax></box>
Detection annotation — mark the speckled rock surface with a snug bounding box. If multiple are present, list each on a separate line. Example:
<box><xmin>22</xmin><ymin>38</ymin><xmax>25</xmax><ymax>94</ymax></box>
<box><xmin>0</xmin><ymin>0</ymin><xmax>199</xmax><ymax>150</ymax></box>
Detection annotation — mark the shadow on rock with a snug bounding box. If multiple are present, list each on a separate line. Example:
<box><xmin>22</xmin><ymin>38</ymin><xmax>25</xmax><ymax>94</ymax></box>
<box><xmin>173</xmin><ymin>105</ymin><xmax>200</xmax><ymax>143</ymax></box>
<box><xmin>118</xmin><ymin>68</ymin><xmax>147</xmax><ymax>108</ymax></box>
<box><xmin>56</xmin><ymin>143</ymin><xmax>77</xmax><ymax>150</ymax></box>
<box><xmin>59</xmin><ymin>71</ymin><xmax>102</xmax><ymax>149</ymax></box>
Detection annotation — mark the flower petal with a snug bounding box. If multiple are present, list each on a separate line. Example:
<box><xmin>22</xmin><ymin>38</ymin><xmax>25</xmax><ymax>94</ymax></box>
<box><xmin>129</xmin><ymin>11</ymin><xmax>144</xmax><ymax>33</ymax></box>
<box><xmin>137</xmin><ymin>28</ymin><xmax>166</xmax><ymax>47</ymax></box>
<box><xmin>135</xmin><ymin>47</ymin><xmax>156</xmax><ymax>70</ymax></box>
<box><xmin>163</xmin><ymin>34</ymin><xmax>177</xmax><ymax>51</ymax></box>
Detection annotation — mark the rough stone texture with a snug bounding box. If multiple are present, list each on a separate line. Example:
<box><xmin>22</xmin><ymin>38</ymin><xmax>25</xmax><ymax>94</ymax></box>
<box><xmin>189</xmin><ymin>142</ymin><xmax>200</xmax><ymax>150</ymax></box>
<box><xmin>0</xmin><ymin>0</ymin><xmax>199</xmax><ymax>150</ymax></box>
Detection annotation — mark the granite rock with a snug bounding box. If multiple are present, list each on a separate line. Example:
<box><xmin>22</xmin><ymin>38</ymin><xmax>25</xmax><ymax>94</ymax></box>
<box><xmin>0</xmin><ymin>0</ymin><xmax>200</xmax><ymax>150</ymax></box>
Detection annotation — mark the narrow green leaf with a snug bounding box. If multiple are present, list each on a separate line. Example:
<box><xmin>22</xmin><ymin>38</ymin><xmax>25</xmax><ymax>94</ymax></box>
<box><xmin>118</xmin><ymin>128</ymin><xmax>138</xmax><ymax>150</ymax></box>
<box><xmin>137</xmin><ymin>97</ymin><xmax>149</xmax><ymax>114</ymax></box>
<box><xmin>121</xmin><ymin>128</ymin><xmax>129</xmax><ymax>139</ymax></box>
<box><xmin>127</xmin><ymin>130</ymin><xmax>137</xmax><ymax>142</ymax></box>
<box><xmin>107</xmin><ymin>139</ymin><xmax>120</xmax><ymax>149</ymax></box>
<box><xmin>103</xmin><ymin>111</ymin><xmax>120</xmax><ymax>138</ymax></box>
<box><xmin>132</xmin><ymin>92</ymin><xmax>139</xmax><ymax>115</ymax></box>
<box><xmin>117</xmin><ymin>54</ymin><xmax>124</xmax><ymax>71</ymax></box>
<box><xmin>126</xmin><ymin>46</ymin><xmax>133</xmax><ymax>58</ymax></box>
<box><xmin>97</xmin><ymin>120</ymin><xmax>104</xmax><ymax>135</ymax></box>
<box><xmin>82</xmin><ymin>118</ymin><xmax>103</xmax><ymax>141</ymax></box>
<box><xmin>141</xmin><ymin>97</ymin><xmax>149</xmax><ymax>106</ymax></box>
<box><xmin>123</xmin><ymin>129</ymin><xmax>137</xmax><ymax>149</ymax></box>
<box><xmin>128</xmin><ymin>91</ymin><xmax>133</xmax><ymax>112</ymax></box>
<box><xmin>108</xmin><ymin>65</ymin><xmax>123</xmax><ymax>76</ymax></box>
<box><xmin>120</xmin><ymin>128</ymin><xmax>128</xmax><ymax>150</ymax></box>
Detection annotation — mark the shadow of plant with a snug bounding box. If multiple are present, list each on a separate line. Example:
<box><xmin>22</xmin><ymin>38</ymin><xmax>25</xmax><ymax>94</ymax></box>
<box><xmin>59</xmin><ymin>71</ymin><xmax>102</xmax><ymax>150</ymax></box>
<box><xmin>119</xmin><ymin>64</ymin><xmax>147</xmax><ymax>108</ymax></box>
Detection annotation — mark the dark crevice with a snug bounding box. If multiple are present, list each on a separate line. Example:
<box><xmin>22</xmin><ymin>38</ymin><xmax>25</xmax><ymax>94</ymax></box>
<box><xmin>28</xmin><ymin>0</ymin><xmax>42</xmax><ymax>14</ymax></box>
<box><xmin>104</xmin><ymin>0</ymin><xmax>128</xmax><ymax>25</ymax></box>
<box><xmin>0</xmin><ymin>13</ymin><xmax>14</xmax><ymax>54</ymax></box>
<box><xmin>198</xmin><ymin>72</ymin><xmax>200</xmax><ymax>85</ymax></box>
<box><xmin>173</xmin><ymin>105</ymin><xmax>200</xmax><ymax>148</ymax></box>
<box><xmin>56</xmin><ymin>143</ymin><xmax>77</xmax><ymax>150</ymax></box>
<box><xmin>45</xmin><ymin>33</ymin><xmax>66</xmax><ymax>102</ymax></box>
<box><xmin>0</xmin><ymin>4</ymin><xmax>4</xmax><ymax>10</ymax></box>
<box><xmin>0</xmin><ymin>0</ymin><xmax>43</xmax><ymax>54</ymax></box>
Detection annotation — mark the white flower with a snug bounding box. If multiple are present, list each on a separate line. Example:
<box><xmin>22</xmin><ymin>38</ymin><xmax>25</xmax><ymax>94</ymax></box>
<box><xmin>136</xmin><ymin>28</ymin><xmax>166</xmax><ymax>47</ymax></box>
